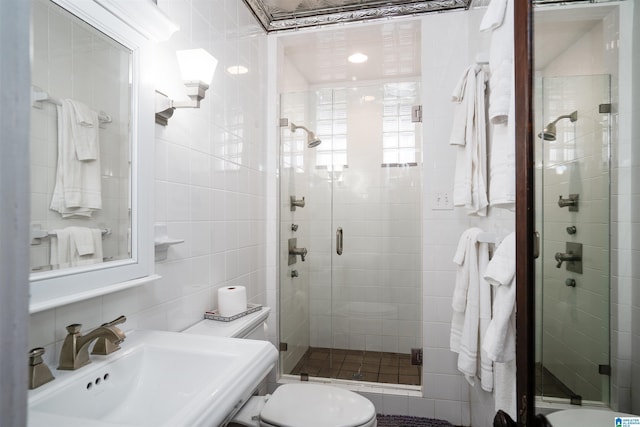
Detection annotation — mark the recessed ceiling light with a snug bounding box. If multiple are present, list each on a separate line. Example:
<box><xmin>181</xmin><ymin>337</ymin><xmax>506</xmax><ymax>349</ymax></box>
<box><xmin>227</xmin><ymin>65</ymin><xmax>249</xmax><ymax>75</ymax></box>
<box><xmin>363</xmin><ymin>95</ymin><xmax>376</xmax><ymax>102</ymax></box>
<box><xmin>348</xmin><ymin>53</ymin><xmax>368</xmax><ymax>64</ymax></box>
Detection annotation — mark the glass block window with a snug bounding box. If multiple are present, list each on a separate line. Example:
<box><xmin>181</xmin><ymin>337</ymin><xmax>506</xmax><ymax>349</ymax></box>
<box><xmin>316</xmin><ymin>88</ymin><xmax>348</xmax><ymax>170</ymax></box>
<box><xmin>382</xmin><ymin>82</ymin><xmax>419</xmax><ymax>166</ymax></box>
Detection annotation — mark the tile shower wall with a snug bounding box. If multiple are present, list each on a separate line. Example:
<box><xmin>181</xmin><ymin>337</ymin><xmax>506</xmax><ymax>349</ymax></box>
<box><xmin>538</xmin><ymin>75</ymin><xmax>610</xmax><ymax>402</ymax></box>
<box><xmin>29</xmin><ymin>0</ymin><xmax>270</xmax><ymax>371</ymax></box>
<box><xmin>536</xmin><ymin>6</ymin><xmax>638</xmax><ymax>411</ymax></box>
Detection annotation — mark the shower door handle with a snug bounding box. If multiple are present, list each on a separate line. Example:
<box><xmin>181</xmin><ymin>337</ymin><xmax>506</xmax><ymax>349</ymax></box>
<box><xmin>336</xmin><ymin>227</ymin><xmax>343</xmax><ymax>255</ymax></box>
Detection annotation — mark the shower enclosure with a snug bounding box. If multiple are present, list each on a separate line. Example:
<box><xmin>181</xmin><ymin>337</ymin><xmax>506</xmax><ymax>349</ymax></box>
<box><xmin>279</xmin><ymin>82</ymin><xmax>423</xmax><ymax>386</ymax></box>
<box><xmin>535</xmin><ymin>74</ymin><xmax>611</xmax><ymax>405</ymax></box>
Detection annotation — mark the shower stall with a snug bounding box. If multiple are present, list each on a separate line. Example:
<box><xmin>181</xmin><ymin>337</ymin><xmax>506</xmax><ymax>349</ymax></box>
<box><xmin>279</xmin><ymin>81</ymin><xmax>423</xmax><ymax>386</ymax></box>
<box><xmin>535</xmin><ymin>74</ymin><xmax>611</xmax><ymax>405</ymax></box>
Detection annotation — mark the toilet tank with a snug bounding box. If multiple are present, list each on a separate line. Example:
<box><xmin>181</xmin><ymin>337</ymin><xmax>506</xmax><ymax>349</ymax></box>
<box><xmin>182</xmin><ymin>307</ymin><xmax>270</xmax><ymax>340</ymax></box>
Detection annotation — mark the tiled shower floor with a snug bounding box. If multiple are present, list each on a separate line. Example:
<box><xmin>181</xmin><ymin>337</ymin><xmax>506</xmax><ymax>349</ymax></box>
<box><xmin>288</xmin><ymin>347</ymin><xmax>421</xmax><ymax>386</ymax></box>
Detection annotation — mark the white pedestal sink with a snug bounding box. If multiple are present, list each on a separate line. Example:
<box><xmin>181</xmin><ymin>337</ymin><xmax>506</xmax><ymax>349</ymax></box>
<box><xmin>28</xmin><ymin>330</ymin><xmax>277</xmax><ymax>427</ymax></box>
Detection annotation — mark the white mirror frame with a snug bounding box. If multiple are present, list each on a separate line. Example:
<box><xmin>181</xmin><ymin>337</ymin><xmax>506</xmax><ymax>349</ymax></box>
<box><xmin>29</xmin><ymin>0</ymin><xmax>177</xmax><ymax>313</ymax></box>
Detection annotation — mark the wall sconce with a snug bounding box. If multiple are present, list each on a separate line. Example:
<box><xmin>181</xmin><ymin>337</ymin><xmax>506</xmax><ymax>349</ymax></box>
<box><xmin>155</xmin><ymin>48</ymin><xmax>218</xmax><ymax>126</ymax></box>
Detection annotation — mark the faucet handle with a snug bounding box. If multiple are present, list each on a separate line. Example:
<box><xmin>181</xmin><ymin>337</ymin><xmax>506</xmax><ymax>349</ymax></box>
<box><xmin>65</xmin><ymin>323</ymin><xmax>82</xmax><ymax>334</ymax></box>
<box><xmin>101</xmin><ymin>315</ymin><xmax>126</xmax><ymax>328</ymax></box>
<box><xmin>28</xmin><ymin>347</ymin><xmax>55</xmax><ymax>389</ymax></box>
<box><xmin>92</xmin><ymin>315</ymin><xmax>127</xmax><ymax>356</ymax></box>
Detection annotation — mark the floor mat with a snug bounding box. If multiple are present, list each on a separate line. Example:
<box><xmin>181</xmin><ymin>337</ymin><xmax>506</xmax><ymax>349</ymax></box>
<box><xmin>376</xmin><ymin>414</ymin><xmax>454</xmax><ymax>427</ymax></box>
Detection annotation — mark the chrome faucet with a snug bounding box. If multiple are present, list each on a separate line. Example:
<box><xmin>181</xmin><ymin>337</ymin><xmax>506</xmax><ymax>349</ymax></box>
<box><xmin>58</xmin><ymin>315</ymin><xmax>126</xmax><ymax>371</ymax></box>
<box><xmin>555</xmin><ymin>251</ymin><xmax>581</xmax><ymax>268</ymax></box>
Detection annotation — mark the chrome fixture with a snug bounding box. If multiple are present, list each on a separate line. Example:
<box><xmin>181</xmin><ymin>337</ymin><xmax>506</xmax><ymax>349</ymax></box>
<box><xmin>28</xmin><ymin>347</ymin><xmax>54</xmax><ymax>389</ymax></box>
<box><xmin>538</xmin><ymin>110</ymin><xmax>578</xmax><ymax>141</ymax></box>
<box><xmin>565</xmin><ymin>278</ymin><xmax>576</xmax><ymax>287</ymax></box>
<box><xmin>290</xmin><ymin>196</ymin><xmax>306</xmax><ymax>211</ymax></box>
<box><xmin>291</xmin><ymin>224</ymin><xmax>299</xmax><ymax>232</ymax></box>
<box><xmin>290</xmin><ymin>122</ymin><xmax>322</xmax><ymax>148</ymax></box>
<box><xmin>555</xmin><ymin>242</ymin><xmax>582</xmax><ymax>274</ymax></box>
<box><xmin>566</xmin><ymin>225</ymin><xmax>577</xmax><ymax>235</ymax></box>
<box><xmin>291</xmin><ymin>270</ymin><xmax>299</xmax><ymax>278</ymax></box>
<box><xmin>558</xmin><ymin>194</ymin><xmax>579</xmax><ymax>211</ymax></box>
<box><xmin>336</xmin><ymin>227</ymin><xmax>343</xmax><ymax>256</ymax></box>
<box><xmin>288</xmin><ymin>238</ymin><xmax>307</xmax><ymax>265</ymax></box>
<box><xmin>155</xmin><ymin>49</ymin><xmax>218</xmax><ymax>126</ymax></box>
<box><xmin>58</xmin><ymin>315</ymin><xmax>126</xmax><ymax>370</ymax></box>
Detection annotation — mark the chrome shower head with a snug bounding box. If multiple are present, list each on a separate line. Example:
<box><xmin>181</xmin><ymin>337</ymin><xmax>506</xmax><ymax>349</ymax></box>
<box><xmin>290</xmin><ymin>122</ymin><xmax>322</xmax><ymax>148</ymax></box>
<box><xmin>538</xmin><ymin>110</ymin><xmax>578</xmax><ymax>141</ymax></box>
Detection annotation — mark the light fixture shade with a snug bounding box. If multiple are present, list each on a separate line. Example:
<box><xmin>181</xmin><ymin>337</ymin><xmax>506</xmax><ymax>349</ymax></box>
<box><xmin>176</xmin><ymin>48</ymin><xmax>218</xmax><ymax>84</ymax></box>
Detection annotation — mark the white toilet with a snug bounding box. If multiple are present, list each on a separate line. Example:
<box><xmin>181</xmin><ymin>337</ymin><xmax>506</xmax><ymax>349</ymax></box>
<box><xmin>182</xmin><ymin>307</ymin><xmax>378</xmax><ymax>427</ymax></box>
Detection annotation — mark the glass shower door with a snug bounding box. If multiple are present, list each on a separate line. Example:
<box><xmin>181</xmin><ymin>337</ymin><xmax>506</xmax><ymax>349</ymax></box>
<box><xmin>280</xmin><ymin>81</ymin><xmax>423</xmax><ymax>387</ymax></box>
<box><xmin>535</xmin><ymin>74</ymin><xmax>611</xmax><ymax>404</ymax></box>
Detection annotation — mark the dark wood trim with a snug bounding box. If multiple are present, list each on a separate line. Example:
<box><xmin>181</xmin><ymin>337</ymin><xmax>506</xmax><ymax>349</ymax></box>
<box><xmin>514</xmin><ymin>0</ymin><xmax>535</xmax><ymax>426</ymax></box>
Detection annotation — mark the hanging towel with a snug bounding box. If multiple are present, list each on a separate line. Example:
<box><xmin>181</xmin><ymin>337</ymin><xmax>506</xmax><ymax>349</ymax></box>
<box><xmin>50</xmin><ymin>227</ymin><xmax>103</xmax><ymax>269</ymax></box>
<box><xmin>70</xmin><ymin>100</ymin><xmax>99</xmax><ymax>160</ymax></box>
<box><xmin>489</xmin><ymin>88</ymin><xmax>516</xmax><ymax>210</ymax></box>
<box><xmin>450</xmin><ymin>228</ymin><xmax>493</xmax><ymax>391</ymax></box>
<box><xmin>50</xmin><ymin>99</ymin><xmax>102</xmax><ymax>218</ymax></box>
<box><xmin>68</xmin><ymin>226</ymin><xmax>95</xmax><ymax>256</ymax></box>
<box><xmin>482</xmin><ymin>231</ymin><xmax>517</xmax><ymax>419</ymax></box>
<box><xmin>450</xmin><ymin>66</ymin><xmax>489</xmax><ymax>216</ymax></box>
<box><xmin>480</xmin><ymin>0</ymin><xmax>514</xmax><ymax>125</ymax></box>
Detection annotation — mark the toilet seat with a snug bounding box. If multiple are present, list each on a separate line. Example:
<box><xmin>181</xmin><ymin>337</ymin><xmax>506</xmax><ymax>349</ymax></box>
<box><xmin>259</xmin><ymin>383</ymin><xmax>377</xmax><ymax>427</ymax></box>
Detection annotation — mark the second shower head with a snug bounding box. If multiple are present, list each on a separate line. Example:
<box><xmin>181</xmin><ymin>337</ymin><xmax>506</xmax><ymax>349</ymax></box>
<box><xmin>538</xmin><ymin>110</ymin><xmax>578</xmax><ymax>141</ymax></box>
<box><xmin>290</xmin><ymin>122</ymin><xmax>322</xmax><ymax>148</ymax></box>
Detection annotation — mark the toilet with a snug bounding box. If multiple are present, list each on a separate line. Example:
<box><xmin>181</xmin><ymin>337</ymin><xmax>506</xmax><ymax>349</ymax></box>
<box><xmin>182</xmin><ymin>307</ymin><xmax>378</xmax><ymax>427</ymax></box>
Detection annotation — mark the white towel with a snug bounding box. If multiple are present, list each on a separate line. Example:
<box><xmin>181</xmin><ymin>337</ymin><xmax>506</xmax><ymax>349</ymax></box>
<box><xmin>50</xmin><ymin>99</ymin><xmax>102</xmax><ymax>218</ymax></box>
<box><xmin>70</xmin><ymin>100</ymin><xmax>99</xmax><ymax>160</ymax></box>
<box><xmin>483</xmin><ymin>231</ymin><xmax>516</xmax><ymax>363</ymax></box>
<box><xmin>68</xmin><ymin>226</ymin><xmax>95</xmax><ymax>256</ymax></box>
<box><xmin>494</xmin><ymin>359</ymin><xmax>517</xmax><ymax>419</ymax></box>
<box><xmin>50</xmin><ymin>227</ymin><xmax>103</xmax><ymax>269</ymax></box>
<box><xmin>450</xmin><ymin>66</ymin><xmax>489</xmax><ymax>216</ymax></box>
<box><xmin>481</xmin><ymin>0</ymin><xmax>514</xmax><ymax>125</ymax></box>
<box><xmin>489</xmin><ymin>87</ymin><xmax>516</xmax><ymax>209</ymax></box>
<box><xmin>450</xmin><ymin>228</ymin><xmax>493</xmax><ymax>390</ymax></box>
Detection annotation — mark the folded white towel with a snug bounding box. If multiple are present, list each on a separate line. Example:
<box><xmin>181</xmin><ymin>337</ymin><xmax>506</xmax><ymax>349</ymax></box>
<box><xmin>69</xmin><ymin>226</ymin><xmax>95</xmax><ymax>256</ymax></box>
<box><xmin>483</xmin><ymin>231</ymin><xmax>516</xmax><ymax>363</ymax></box>
<box><xmin>50</xmin><ymin>227</ymin><xmax>103</xmax><ymax>269</ymax></box>
<box><xmin>449</xmin><ymin>66</ymin><xmax>475</xmax><ymax>147</ymax></box>
<box><xmin>50</xmin><ymin>100</ymin><xmax>102</xmax><ymax>217</ymax></box>
<box><xmin>70</xmin><ymin>100</ymin><xmax>99</xmax><ymax>160</ymax></box>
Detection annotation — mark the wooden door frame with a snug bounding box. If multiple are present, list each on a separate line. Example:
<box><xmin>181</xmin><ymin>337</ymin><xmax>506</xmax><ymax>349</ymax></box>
<box><xmin>514</xmin><ymin>0</ymin><xmax>535</xmax><ymax>425</ymax></box>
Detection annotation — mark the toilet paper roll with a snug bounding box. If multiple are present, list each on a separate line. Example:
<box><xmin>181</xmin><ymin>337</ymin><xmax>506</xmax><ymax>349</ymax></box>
<box><xmin>218</xmin><ymin>286</ymin><xmax>247</xmax><ymax>317</ymax></box>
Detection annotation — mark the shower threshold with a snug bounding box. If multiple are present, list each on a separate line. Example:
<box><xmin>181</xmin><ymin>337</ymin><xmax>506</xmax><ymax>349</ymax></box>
<box><xmin>288</xmin><ymin>347</ymin><xmax>421</xmax><ymax>386</ymax></box>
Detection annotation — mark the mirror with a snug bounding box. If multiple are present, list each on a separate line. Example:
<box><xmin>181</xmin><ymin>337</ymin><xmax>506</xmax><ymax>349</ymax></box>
<box><xmin>30</xmin><ymin>0</ymin><xmax>132</xmax><ymax>274</ymax></box>
<box><xmin>28</xmin><ymin>0</ymin><xmax>175</xmax><ymax>313</ymax></box>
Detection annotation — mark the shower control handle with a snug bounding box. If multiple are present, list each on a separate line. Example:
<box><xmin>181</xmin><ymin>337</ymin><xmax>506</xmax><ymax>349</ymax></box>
<box><xmin>288</xmin><ymin>238</ymin><xmax>307</xmax><ymax>264</ymax></box>
<box><xmin>290</xmin><ymin>196</ymin><xmax>305</xmax><ymax>211</ymax></box>
<box><xmin>558</xmin><ymin>194</ymin><xmax>579</xmax><ymax>211</ymax></box>
<box><xmin>336</xmin><ymin>227</ymin><xmax>343</xmax><ymax>256</ymax></box>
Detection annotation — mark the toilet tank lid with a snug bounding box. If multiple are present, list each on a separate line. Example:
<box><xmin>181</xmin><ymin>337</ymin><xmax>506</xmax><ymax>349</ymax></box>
<box><xmin>260</xmin><ymin>383</ymin><xmax>376</xmax><ymax>427</ymax></box>
<box><xmin>182</xmin><ymin>307</ymin><xmax>270</xmax><ymax>338</ymax></box>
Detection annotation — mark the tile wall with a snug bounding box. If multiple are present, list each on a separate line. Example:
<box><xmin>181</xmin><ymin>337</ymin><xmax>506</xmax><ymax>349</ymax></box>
<box><xmin>29</xmin><ymin>0</ymin><xmax>271</xmax><ymax>372</ymax></box>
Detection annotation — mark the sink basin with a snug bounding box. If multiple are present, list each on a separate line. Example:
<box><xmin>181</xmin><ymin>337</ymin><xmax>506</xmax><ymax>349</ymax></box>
<box><xmin>28</xmin><ymin>330</ymin><xmax>278</xmax><ymax>427</ymax></box>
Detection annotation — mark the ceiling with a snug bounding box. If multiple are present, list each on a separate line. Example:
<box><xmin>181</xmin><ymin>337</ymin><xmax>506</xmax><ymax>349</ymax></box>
<box><xmin>242</xmin><ymin>0</ymin><xmax>471</xmax><ymax>32</ymax></box>
<box><xmin>281</xmin><ymin>20</ymin><xmax>422</xmax><ymax>84</ymax></box>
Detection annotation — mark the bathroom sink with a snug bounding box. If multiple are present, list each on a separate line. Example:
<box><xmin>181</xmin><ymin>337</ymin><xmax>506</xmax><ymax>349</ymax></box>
<box><xmin>28</xmin><ymin>330</ymin><xmax>277</xmax><ymax>427</ymax></box>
